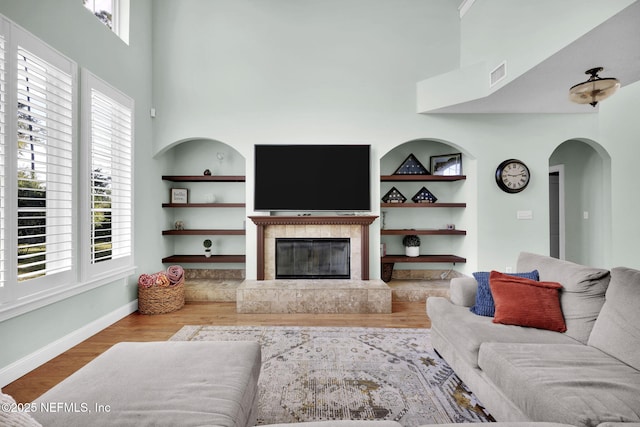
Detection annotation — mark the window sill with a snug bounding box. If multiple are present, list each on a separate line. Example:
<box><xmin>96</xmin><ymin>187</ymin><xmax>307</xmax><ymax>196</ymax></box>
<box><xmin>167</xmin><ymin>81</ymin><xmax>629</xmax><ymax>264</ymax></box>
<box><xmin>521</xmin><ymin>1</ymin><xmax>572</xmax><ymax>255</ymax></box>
<box><xmin>0</xmin><ymin>266</ymin><xmax>137</xmax><ymax>322</ymax></box>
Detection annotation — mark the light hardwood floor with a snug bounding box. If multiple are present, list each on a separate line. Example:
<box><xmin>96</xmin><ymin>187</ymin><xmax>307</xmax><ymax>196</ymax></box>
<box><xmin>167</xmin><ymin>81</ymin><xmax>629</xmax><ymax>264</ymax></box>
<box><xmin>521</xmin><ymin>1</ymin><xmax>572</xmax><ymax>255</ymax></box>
<box><xmin>4</xmin><ymin>300</ymin><xmax>430</xmax><ymax>404</ymax></box>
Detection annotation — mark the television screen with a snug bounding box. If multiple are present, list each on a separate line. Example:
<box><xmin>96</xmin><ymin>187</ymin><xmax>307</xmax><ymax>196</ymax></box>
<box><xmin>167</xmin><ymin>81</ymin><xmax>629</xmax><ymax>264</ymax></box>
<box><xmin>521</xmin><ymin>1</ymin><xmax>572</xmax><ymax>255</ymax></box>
<box><xmin>254</xmin><ymin>144</ymin><xmax>371</xmax><ymax>211</ymax></box>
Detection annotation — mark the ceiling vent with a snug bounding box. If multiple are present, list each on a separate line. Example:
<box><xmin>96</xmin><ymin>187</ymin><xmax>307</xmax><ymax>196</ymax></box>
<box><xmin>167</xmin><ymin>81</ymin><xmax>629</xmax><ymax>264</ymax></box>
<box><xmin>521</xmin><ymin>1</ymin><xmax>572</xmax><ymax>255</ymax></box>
<box><xmin>490</xmin><ymin>61</ymin><xmax>507</xmax><ymax>87</ymax></box>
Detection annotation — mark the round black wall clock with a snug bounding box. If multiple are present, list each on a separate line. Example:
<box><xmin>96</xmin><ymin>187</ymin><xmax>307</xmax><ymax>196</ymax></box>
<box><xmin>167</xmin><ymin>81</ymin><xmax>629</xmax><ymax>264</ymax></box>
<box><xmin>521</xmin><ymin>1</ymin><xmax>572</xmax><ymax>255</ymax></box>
<box><xmin>495</xmin><ymin>159</ymin><xmax>530</xmax><ymax>193</ymax></box>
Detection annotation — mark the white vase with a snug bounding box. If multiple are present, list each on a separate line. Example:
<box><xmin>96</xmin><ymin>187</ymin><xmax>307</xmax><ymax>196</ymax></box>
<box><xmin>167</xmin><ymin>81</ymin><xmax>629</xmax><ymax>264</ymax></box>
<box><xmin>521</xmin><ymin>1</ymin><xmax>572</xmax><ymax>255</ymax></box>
<box><xmin>204</xmin><ymin>250</ymin><xmax>212</xmax><ymax>258</ymax></box>
<box><xmin>405</xmin><ymin>246</ymin><xmax>420</xmax><ymax>257</ymax></box>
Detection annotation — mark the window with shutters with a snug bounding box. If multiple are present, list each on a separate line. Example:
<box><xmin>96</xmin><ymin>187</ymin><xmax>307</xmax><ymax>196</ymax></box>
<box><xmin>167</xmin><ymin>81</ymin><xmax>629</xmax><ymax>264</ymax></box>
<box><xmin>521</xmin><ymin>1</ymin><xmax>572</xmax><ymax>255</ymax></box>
<box><xmin>82</xmin><ymin>71</ymin><xmax>133</xmax><ymax>278</ymax></box>
<box><xmin>16</xmin><ymin>46</ymin><xmax>74</xmax><ymax>283</ymax></box>
<box><xmin>0</xmin><ymin>15</ymin><xmax>134</xmax><ymax>320</ymax></box>
<box><xmin>0</xmin><ymin>29</ymin><xmax>6</xmax><ymax>302</ymax></box>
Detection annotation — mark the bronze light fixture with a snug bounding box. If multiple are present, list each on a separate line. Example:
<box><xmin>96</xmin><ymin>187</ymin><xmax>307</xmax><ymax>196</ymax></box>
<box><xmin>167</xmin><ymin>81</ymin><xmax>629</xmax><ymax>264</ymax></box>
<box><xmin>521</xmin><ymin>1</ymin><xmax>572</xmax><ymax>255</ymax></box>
<box><xmin>569</xmin><ymin>67</ymin><xmax>620</xmax><ymax>107</ymax></box>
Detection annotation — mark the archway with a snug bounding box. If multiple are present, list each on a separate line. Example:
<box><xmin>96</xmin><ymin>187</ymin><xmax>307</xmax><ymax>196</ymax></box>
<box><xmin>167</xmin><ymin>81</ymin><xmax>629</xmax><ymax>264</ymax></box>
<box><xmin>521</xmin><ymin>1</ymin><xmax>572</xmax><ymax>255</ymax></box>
<box><xmin>549</xmin><ymin>139</ymin><xmax>611</xmax><ymax>267</ymax></box>
<box><xmin>379</xmin><ymin>138</ymin><xmax>476</xmax><ymax>278</ymax></box>
<box><xmin>160</xmin><ymin>138</ymin><xmax>247</xmax><ymax>276</ymax></box>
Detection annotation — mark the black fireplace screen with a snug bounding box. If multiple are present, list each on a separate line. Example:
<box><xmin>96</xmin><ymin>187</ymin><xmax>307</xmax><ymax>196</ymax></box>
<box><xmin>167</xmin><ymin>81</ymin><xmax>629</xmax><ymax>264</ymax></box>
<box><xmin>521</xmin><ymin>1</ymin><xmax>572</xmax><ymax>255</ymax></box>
<box><xmin>275</xmin><ymin>238</ymin><xmax>350</xmax><ymax>279</ymax></box>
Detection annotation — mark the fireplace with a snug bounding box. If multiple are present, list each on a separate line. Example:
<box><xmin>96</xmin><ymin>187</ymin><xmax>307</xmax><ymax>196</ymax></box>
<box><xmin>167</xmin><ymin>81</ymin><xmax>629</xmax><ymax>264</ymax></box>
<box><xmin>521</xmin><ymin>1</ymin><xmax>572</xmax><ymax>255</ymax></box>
<box><xmin>249</xmin><ymin>215</ymin><xmax>377</xmax><ymax>280</ymax></box>
<box><xmin>276</xmin><ymin>238</ymin><xmax>350</xmax><ymax>279</ymax></box>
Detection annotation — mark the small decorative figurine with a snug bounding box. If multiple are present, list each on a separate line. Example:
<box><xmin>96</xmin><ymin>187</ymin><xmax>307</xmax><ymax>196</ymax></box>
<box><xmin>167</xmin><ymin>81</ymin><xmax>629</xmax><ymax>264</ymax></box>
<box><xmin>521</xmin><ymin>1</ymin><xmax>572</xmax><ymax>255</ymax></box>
<box><xmin>203</xmin><ymin>169</ymin><xmax>212</xmax><ymax>176</ymax></box>
<box><xmin>174</xmin><ymin>220</ymin><xmax>184</xmax><ymax>230</ymax></box>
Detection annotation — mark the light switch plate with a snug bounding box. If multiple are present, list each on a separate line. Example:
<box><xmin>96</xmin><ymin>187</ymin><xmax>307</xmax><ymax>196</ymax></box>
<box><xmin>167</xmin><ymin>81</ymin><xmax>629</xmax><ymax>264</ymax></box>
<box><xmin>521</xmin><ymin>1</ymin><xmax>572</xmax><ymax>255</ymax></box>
<box><xmin>517</xmin><ymin>210</ymin><xmax>533</xmax><ymax>220</ymax></box>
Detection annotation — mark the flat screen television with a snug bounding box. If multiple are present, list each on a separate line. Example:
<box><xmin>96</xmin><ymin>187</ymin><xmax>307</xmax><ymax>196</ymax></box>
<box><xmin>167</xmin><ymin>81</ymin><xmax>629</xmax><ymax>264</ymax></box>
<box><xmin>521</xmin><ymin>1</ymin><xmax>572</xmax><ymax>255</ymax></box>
<box><xmin>254</xmin><ymin>144</ymin><xmax>371</xmax><ymax>211</ymax></box>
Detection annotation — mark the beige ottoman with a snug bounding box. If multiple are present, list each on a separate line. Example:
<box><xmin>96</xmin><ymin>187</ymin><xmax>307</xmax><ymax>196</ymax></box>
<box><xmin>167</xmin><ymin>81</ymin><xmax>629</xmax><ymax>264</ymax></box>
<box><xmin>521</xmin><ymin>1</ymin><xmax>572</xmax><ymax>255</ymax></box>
<box><xmin>33</xmin><ymin>341</ymin><xmax>261</xmax><ymax>427</ymax></box>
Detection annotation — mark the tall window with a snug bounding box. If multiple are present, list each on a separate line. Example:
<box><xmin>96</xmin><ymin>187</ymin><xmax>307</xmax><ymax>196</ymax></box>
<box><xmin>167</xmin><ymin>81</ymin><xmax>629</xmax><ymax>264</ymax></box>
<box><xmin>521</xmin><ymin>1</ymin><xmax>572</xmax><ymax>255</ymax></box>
<box><xmin>83</xmin><ymin>72</ymin><xmax>132</xmax><ymax>276</ymax></box>
<box><xmin>0</xmin><ymin>15</ymin><xmax>134</xmax><ymax>319</ymax></box>
<box><xmin>16</xmin><ymin>47</ymin><xmax>74</xmax><ymax>283</ymax></box>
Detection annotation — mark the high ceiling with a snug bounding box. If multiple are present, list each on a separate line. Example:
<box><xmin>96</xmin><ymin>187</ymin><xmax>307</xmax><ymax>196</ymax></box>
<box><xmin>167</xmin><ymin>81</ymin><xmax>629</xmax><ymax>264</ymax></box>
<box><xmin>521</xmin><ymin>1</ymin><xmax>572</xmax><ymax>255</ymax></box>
<box><xmin>428</xmin><ymin>1</ymin><xmax>640</xmax><ymax>114</ymax></box>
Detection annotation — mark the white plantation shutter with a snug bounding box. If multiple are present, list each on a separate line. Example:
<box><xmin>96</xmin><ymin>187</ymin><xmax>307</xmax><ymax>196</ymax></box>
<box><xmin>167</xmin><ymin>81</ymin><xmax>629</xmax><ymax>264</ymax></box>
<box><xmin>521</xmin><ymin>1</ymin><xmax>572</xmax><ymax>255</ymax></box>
<box><xmin>0</xmin><ymin>32</ymin><xmax>6</xmax><ymax>294</ymax></box>
<box><xmin>85</xmin><ymin>72</ymin><xmax>133</xmax><ymax>274</ymax></box>
<box><xmin>16</xmin><ymin>44</ymin><xmax>74</xmax><ymax>283</ymax></box>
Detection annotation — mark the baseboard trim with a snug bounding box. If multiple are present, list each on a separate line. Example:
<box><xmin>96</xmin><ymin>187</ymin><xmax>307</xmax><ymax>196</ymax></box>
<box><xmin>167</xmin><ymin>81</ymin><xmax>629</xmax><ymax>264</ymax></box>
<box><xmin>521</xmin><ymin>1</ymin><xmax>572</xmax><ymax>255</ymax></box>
<box><xmin>0</xmin><ymin>300</ymin><xmax>138</xmax><ymax>389</ymax></box>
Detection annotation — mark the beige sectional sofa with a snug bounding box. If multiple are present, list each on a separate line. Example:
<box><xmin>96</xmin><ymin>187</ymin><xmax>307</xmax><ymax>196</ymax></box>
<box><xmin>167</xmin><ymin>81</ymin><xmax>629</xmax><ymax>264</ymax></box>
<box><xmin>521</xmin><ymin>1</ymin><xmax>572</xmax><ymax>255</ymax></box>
<box><xmin>30</xmin><ymin>341</ymin><xmax>262</xmax><ymax>427</ymax></box>
<box><xmin>426</xmin><ymin>252</ymin><xmax>640</xmax><ymax>426</ymax></box>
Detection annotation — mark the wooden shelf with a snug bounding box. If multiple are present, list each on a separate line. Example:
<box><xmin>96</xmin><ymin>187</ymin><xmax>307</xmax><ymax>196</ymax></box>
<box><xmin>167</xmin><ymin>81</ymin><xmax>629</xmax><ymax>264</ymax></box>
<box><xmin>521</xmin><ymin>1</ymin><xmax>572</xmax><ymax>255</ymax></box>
<box><xmin>162</xmin><ymin>175</ymin><xmax>245</xmax><ymax>182</ymax></box>
<box><xmin>381</xmin><ymin>254</ymin><xmax>466</xmax><ymax>263</ymax></box>
<box><xmin>381</xmin><ymin>174</ymin><xmax>466</xmax><ymax>182</ymax></box>
<box><xmin>162</xmin><ymin>255</ymin><xmax>246</xmax><ymax>263</ymax></box>
<box><xmin>381</xmin><ymin>229</ymin><xmax>466</xmax><ymax>236</ymax></box>
<box><xmin>162</xmin><ymin>202</ymin><xmax>246</xmax><ymax>208</ymax></box>
<box><xmin>161</xmin><ymin>174</ymin><xmax>246</xmax><ymax>268</ymax></box>
<box><xmin>162</xmin><ymin>229</ymin><xmax>246</xmax><ymax>236</ymax></box>
<box><xmin>381</xmin><ymin>202</ymin><xmax>466</xmax><ymax>208</ymax></box>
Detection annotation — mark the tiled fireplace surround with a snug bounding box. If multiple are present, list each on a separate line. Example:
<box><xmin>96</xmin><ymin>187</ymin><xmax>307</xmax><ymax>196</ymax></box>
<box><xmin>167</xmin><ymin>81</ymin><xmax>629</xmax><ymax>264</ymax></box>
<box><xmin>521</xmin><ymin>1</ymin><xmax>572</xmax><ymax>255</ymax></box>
<box><xmin>236</xmin><ymin>216</ymin><xmax>392</xmax><ymax>314</ymax></box>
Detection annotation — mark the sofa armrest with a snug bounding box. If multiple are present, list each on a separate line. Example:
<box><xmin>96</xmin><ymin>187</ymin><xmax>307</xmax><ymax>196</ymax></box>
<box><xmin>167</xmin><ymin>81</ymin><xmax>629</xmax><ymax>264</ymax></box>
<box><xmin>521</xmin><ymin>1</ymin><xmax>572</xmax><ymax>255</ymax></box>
<box><xmin>449</xmin><ymin>277</ymin><xmax>478</xmax><ymax>307</ymax></box>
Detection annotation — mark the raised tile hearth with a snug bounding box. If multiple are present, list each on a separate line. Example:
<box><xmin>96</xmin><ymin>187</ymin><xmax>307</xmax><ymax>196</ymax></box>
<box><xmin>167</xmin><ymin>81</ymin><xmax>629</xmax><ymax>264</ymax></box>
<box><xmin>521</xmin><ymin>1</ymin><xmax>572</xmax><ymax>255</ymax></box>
<box><xmin>249</xmin><ymin>215</ymin><xmax>377</xmax><ymax>280</ymax></box>
<box><xmin>236</xmin><ymin>279</ymin><xmax>391</xmax><ymax>314</ymax></box>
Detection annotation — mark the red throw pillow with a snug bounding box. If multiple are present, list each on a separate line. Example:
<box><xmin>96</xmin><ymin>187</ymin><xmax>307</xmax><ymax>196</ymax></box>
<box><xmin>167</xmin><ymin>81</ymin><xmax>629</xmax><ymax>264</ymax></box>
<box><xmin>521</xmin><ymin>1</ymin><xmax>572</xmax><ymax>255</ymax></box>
<box><xmin>489</xmin><ymin>270</ymin><xmax>567</xmax><ymax>332</ymax></box>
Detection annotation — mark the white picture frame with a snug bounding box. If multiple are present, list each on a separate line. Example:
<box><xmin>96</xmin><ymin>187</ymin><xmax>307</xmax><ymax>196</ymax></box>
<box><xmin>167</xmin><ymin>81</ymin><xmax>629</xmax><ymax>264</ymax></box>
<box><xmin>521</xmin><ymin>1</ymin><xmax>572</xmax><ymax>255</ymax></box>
<box><xmin>170</xmin><ymin>188</ymin><xmax>188</xmax><ymax>204</ymax></box>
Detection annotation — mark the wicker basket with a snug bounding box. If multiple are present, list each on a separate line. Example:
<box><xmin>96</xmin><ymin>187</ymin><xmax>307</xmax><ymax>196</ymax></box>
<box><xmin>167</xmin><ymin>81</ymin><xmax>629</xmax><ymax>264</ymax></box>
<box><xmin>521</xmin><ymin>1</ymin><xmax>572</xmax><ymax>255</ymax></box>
<box><xmin>138</xmin><ymin>278</ymin><xmax>185</xmax><ymax>315</ymax></box>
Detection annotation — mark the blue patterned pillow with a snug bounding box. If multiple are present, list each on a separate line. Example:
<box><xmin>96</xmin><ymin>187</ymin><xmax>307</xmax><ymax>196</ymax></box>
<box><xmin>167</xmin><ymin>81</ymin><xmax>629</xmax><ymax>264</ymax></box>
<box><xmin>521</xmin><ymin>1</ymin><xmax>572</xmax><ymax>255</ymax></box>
<box><xmin>469</xmin><ymin>270</ymin><xmax>539</xmax><ymax>317</ymax></box>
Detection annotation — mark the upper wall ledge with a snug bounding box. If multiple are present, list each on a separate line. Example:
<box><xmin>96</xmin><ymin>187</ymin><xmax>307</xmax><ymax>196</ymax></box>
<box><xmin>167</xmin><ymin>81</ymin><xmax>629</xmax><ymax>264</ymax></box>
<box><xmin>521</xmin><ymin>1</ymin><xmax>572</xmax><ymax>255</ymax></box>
<box><xmin>417</xmin><ymin>1</ymin><xmax>639</xmax><ymax>114</ymax></box>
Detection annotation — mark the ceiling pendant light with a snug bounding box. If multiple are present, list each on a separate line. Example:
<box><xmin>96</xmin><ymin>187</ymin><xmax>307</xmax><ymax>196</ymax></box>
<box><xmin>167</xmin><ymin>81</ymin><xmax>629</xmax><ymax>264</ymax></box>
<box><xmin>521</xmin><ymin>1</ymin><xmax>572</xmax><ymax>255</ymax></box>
<box><xmin>569</xmin><ymin>67</ymin><xmax>620</xmax><ymax>107</ymax></box>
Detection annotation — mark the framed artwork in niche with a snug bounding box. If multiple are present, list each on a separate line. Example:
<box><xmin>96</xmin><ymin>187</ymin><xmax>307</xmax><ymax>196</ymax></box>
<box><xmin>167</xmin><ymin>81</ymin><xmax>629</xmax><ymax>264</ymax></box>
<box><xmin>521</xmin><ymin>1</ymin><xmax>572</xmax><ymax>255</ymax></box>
<box><xmin>170</xmin><ymin>188</ymin><xmax>188</xmax><ymax>204</ymax></box>
<box><xmin>393</xmin><ymin>153</ymin><xmax>430</xmax><ymax>175</ymax></box>
<box><xmin>411</xmin><ymin>186</ymin><xmax>437</xmax><ymax>203</ymax></box>
<box><xmin>430</xmin><ymin>153</ymin><xmax>462</xmax><ymax>176</ymax></box>
<box><xmin>382</xmin><ymin>187</ymin><xmax>407</xmax><ymax>203</ymax></box>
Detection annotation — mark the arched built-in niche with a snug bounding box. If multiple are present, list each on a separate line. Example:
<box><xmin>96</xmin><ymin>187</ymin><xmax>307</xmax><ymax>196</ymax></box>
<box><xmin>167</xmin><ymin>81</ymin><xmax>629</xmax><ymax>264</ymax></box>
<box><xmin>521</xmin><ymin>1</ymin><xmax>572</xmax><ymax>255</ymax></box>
<box><xmin>160</xmin><ymin>138</ymin><xmax>246</xmax><ymax>272</ymax></box>
<box><xmin>379</xmin><ymin>139</ymin><xmax>476</xmax><ymax>278</ymax></box>
<box><xmin>549</xmin><ymin>138</ymin><xmax>611</xmax><ymax>267</ymax></box>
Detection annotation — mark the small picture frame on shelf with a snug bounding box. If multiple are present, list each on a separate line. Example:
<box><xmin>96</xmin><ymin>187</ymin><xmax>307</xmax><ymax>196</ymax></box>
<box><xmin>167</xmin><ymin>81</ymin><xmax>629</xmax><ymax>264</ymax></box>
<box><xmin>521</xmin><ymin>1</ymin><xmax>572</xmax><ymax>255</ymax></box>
<box><xmin>430</xmin><ymin>153</ymin><xmax>462</xmax><ymax>176</ymax></box>
<box><xmin>170</xmin><ymin>188</ymin><xmax>188</xmax><ymax>204</ymax></box>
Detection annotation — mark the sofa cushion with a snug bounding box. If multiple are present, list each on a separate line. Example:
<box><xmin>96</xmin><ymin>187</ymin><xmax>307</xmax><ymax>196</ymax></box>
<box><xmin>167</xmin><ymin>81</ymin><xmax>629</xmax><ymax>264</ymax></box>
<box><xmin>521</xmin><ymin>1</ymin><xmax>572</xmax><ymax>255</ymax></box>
<box><xmin>478</xmin><ymin>342</ymin><xmax>640</xmax><ymax>427</ymax></box>
<box><xmin>470</xmin><ymin>270</ymin><xmax>539</xmax><ymax>317</ymax></box>
<box><xmin>588</xmin><ymin>266</ymin><xmax>640</xmax><ymax>370</ymax></box>
<box><xmin>517</xmin><ymin>252</ymin><xmax>610</xmax><ymax>344</ymax></box>
<box><xmin>427</xmin><ymin>297</ymin><xmax>577</xmax><ymax>368</ymax></box>
<box><xmin>33</xmin><ymin>341</ymin><xmax>261</xmax><ymax>427</ymax></box>
<box><xmin>489</xmin><ymin>271</ymin><xmax>566</xmax><ymax>332</ymax></box>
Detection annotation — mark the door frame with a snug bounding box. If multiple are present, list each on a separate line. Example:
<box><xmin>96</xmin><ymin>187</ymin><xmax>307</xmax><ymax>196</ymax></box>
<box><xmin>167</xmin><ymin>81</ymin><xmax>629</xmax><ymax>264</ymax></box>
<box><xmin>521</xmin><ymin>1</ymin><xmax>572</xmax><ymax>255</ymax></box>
<box><xmin>549</xmin><ymin>164</ymin><xmax>565</xmax><ymax>260</ymax></box>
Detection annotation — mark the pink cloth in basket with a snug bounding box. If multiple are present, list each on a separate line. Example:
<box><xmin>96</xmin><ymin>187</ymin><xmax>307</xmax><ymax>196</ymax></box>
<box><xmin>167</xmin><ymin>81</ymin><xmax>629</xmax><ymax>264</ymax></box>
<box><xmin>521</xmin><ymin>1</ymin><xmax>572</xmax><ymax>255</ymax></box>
<box><xmin>166</xmin><ymin>265</ymin><xmax>184</xmax><ymax>285</ymax></box>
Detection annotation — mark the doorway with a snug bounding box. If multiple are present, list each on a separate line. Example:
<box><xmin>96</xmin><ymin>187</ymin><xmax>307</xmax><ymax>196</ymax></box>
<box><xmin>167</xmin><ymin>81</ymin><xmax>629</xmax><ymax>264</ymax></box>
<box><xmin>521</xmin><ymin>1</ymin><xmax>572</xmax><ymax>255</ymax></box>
<box><xmin>549</xmin><ymin>165</ymin><xmax>565</xmax><ymax>259</ymax></box>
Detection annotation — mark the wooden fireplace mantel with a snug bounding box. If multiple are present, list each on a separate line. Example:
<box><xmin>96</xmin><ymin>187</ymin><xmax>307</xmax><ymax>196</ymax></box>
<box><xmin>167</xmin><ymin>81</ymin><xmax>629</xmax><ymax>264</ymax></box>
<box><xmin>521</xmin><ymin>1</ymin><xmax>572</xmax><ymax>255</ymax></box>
<box><xmin>249</xmin><ymin>215</ymin><xmax>378</xmax><ymax>280</ymax></box>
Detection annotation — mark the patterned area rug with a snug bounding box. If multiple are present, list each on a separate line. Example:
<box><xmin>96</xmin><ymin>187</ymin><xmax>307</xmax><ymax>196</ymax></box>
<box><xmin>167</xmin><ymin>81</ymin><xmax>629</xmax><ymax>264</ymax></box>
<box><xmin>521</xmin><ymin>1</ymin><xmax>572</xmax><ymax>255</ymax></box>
<box><xmin>169</xmin><ymin>326</ymin><xmax>492</xmax><ymax>426</ymax></box>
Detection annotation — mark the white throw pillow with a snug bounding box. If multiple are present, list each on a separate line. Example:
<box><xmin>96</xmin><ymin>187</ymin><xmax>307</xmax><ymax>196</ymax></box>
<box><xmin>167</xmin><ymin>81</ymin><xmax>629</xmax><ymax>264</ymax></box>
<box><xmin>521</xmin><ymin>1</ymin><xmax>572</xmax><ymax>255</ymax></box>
<box><xmin>0</xmin><ymin>391</ymin><xmax>42</xmax><ymax>427</ymax></box>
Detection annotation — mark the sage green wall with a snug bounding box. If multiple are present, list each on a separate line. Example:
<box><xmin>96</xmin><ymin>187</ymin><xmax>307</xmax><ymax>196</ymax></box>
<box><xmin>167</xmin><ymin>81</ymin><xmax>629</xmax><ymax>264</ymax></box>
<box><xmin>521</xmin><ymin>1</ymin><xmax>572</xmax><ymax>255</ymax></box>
<box><xmin>150</xmin><ymin>0</ymin><xmax>638</xmax><ymax>280</ymax></box>
<box><xmin>550</xmin><ymin>141</ymin><xmax>608</xmax><ymax>267</ymax></box>
<box><xmin>3</xmin><ymin>0</ymin><xmax>639</xmax><ymax>381</ymax></box>
<box><xmin>0</xmin><ymin>0</ymin><xmax>162</xmax><ymax>373</ymax></box>
<box><xmin>600</xmin><ymin>79</ymin><xmax>640</xmax><ymax>269</ymax></box>
<box><xmin>460</xmin><ymin>0</ymin><xmax>635</xmax><ymax>91</ymax></box>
